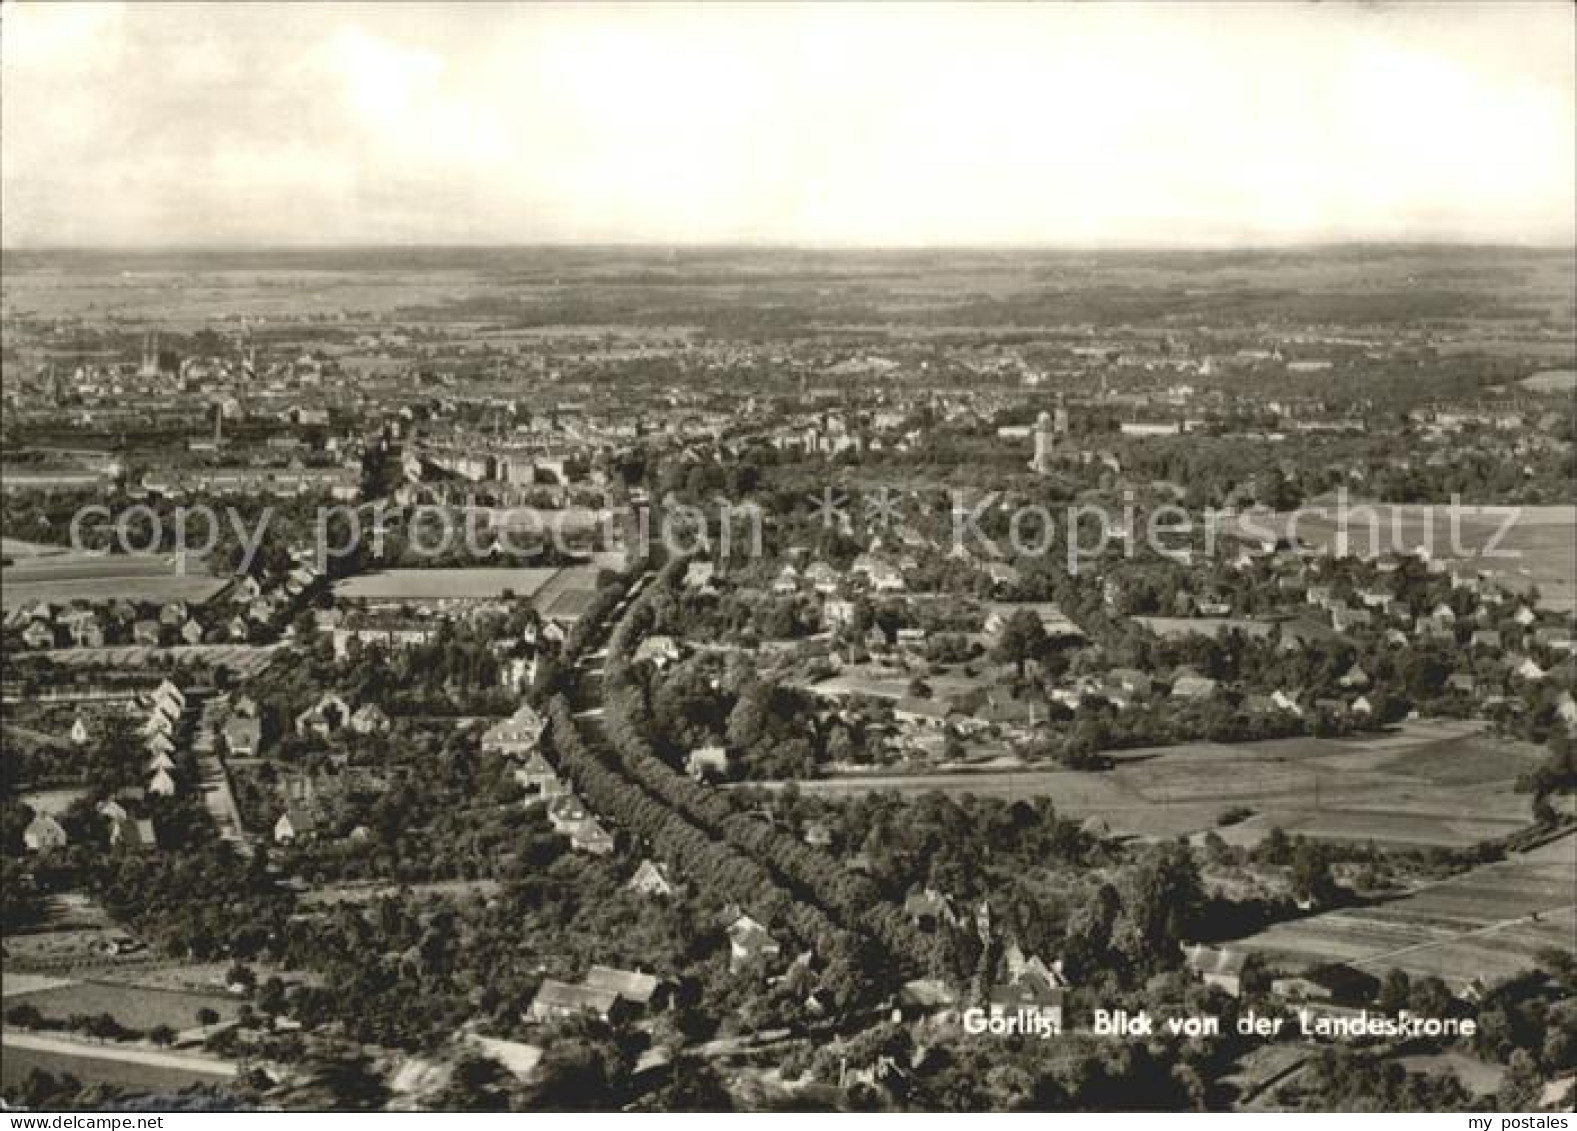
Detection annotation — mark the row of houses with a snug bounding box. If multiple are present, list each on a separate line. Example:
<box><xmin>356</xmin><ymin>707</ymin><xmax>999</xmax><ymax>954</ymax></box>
<box><xmin>21</xmin><ymin>680</ymin><xmax>191</xmax><ymax>853</ymax></box>
<box><xmin>7</xmin><ymin>561</ymin><xmax>323</xmax><ymax>651</ymax></box>
<box><xmin>141</xmin><ymin>679</ymin><xmax>187</xmax><ymax>798</ymax></box>
<box><xmin>491</xmin><ymin>714</ymin><xmax>616</xmax><ymax>856</ymax></box>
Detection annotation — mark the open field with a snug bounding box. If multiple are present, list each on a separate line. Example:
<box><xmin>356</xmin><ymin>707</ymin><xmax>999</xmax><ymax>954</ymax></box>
<box><xmin>3</xmin><ymin>980</ymin><xmax>242</xmax><ymax>1033</ymax></box>
<box><xmin>333</xmin><ymin>567</ymin><xmax>559</xmax><ymax>602</ymax></box>
<box><xmin>0</xmin><ymin>537</ymin><xmax>69</xmax><ymax>558</ymax></box>
<box><xmin>331</xmin><ymin>562</ymin><xmax>606</xmax><ymax>620</ymax></box>
<box><xmin>298</xmin><ymin>878</ymin><xmax>502</xmax><ymax>908</ymax></box>
<box><xmin>1216</xmin><ymin>504</ymin><xmax>1577</xmax><ymax>613</ymax></box>
<box><xmin>1520</xmin><ymin>369</ymin><xmax>1577</xmax><ymax>393</ymax></box>
<box><xmin>20</xmin><ymin>642</ymin><xmax>281</xmax><ymax>674</ymax></box>
<box><xmin>0</xmin><ymin>1031</ymin><xmax>236</xmax><ymax>1092</ymax></box>
<box><xmin>760</xmin><ymin>720</ymin><xmax>1545</xmax><ymax>849</ymax></box>
<box><xmin>809</xmin><ymin>661</ymin><xmax>1004</xmax><ymax>705</ymax></box>
<box><xmin>1</xmin><ymin>553</ymin><xmax>226</xmax><ymax>610</ymax></box>
<box><xmin>530</xmin><ymin>564</ymin><xmax>605</xmax><ymax>622</ymax></box>
<box><xmin>5</xmin><ymin>246</ymin><xmax>1571</xmax><ymax>331</ymax></box>
<box><xmin>1133</xmin><ymin>616</ymin><xmax>1276</xmax><ymax>640</ymax></box>
<box><xmin>16</xmin><ymin>788</ymin><xmax>87</xmax><ymax>816</ymax></box>
<box><xmin>1232</xmin><ymin>834</ymin><xmax>1576</xmax><ymax>986</ymax></box>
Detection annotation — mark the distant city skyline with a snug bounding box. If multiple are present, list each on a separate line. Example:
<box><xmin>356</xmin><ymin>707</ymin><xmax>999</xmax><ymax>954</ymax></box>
<box><xmin>2</xmin><ymin>1</ymin><xmax>1573</xmax><ymax>250</ymax></box>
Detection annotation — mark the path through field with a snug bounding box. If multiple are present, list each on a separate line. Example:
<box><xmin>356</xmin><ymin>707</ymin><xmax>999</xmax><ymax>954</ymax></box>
<box><xmin>1232</xmin><ymin>834</ymin><xmax>1576</xmax><ymax>985</ymax></box>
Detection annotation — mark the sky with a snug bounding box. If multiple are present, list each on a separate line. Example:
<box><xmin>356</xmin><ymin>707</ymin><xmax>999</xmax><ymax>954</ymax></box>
<box><xmin>2</xmin><ymin>1</ymin><xmax>1573</xmax><ymax>249</ymax></box>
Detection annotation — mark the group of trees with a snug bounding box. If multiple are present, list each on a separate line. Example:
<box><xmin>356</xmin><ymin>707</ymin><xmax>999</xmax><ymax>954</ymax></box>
<box><xmin>545</xmin><ymin>695</ymin><xmax>882</xmax><ymax>1012</ymax></box>
<box><xmin>590</xmin><ymin>559</ymin><xmax>939</xmax><ymax>982</ymax></box>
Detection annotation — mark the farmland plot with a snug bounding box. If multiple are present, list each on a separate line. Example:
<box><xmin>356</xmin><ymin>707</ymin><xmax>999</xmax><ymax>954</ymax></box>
<box><xmin>1234</xmin><ymin>835</ymin><xmax>1576</xmax><ymax>985</ymax></box>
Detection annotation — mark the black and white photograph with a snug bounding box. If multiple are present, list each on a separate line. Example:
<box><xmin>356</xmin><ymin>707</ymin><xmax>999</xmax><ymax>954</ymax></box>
<box><xmin>1</xmin><ymin>0</ymin><xmax>1573</xmax><ymax>1117</ymax></box>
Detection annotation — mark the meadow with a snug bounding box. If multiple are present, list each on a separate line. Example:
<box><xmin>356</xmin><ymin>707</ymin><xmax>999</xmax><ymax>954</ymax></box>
<box><xmin>775</xmin><ymin>719</ymin><xmax>1546</xmax><ymax>849</ymax></box>
<box><xmin>332</xmin><ymin>567</ymin><xmax>560</xmax><ymax>603</ymax></box>
<box><xmin>1217</xmin><ymin>504</ymin><xmax>1577</xmax><ymax>613</ymax></box>
<box><xmin>1233</xmin><ymin>834</ymin><xmax>1575</xmax><ymax>985</ymax></box>
<box><xmin>4</xmin><ymin>980</ymin><xmax>242</xmax><ymax>1033</ymax></box>
<box><xmin>0</xmin><ymin>552</ymin><xmax>225</xmax><ymax>610</ymax></box>
<box><xmin>0</xmin><ymin>1036</ymin><xmax>235</xmax><ymax>1093</ymax></box>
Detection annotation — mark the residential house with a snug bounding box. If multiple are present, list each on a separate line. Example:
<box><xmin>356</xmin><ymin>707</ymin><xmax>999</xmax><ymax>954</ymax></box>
<box><xmin>1271</xmin><ymin>689</ymin><xmax>1304</xmax><ymax>716</ymax></box>
<box><xmin>726</xmin><ymin>914</ymin><xmax>782</xmax><ymax>972</ymax></box>
<box><xmin>529</xmin><ymin>980</ymin><xmax>624</xmax><ymax>1024</ymax></box>
<box><xmin>582</xmin><ymin>965</ymin><xmax>664</xmax><ymax>1011</ymax></box>
<box><xmin>986</xmin><ymin>976</ymin><xmax>1064</xmax><ymax>1033</ymax></box>
<box><xmin>822</xmin><ymin>597</ymin><xmax>858</xmax><ymax>632</ymax></box>
<box><xmin>1513</xmin><ymin>656</ymin><xmax>1547</xmax><ymax>682</ymax></box>
<box><xmin>21</xmin><ymin>620</ymin><xmax>56</xmax><ymax>649</ymax></box>
<box><xmin>273</xmin><ymin>806</ymin><xmax>316</xmax><ymax>844</ymax></box>
<box><xmin>1187</xmin><ymin>945</ymin><xmax>1248</xmax><ymax>997</ymax></box>
<box><xmin>683</xmin><ymin>561</ymin><xmax>717</xmax><ymax>591</ymax></box>
<box><xmin>152</xmin><ymin>680</ymin><xmax>185</xmax><ymax>713</ymax></box>
<box><xmin>1446</xmin><ymin>672</ymin><xmax>1478</xmax><ymax>696</ymax></box>
<box><xmin>23</xmin><ymin>813</ymin><xmax>68</xmax><ymax>852</ymax></box>
<box><xmin>896</xmin><ymin>627</ymin><xmax>927</xmax><ymax>650</ymax></box>
<box><xmin>571</xmin><ymin>818</ymin><xmax>615</xmax><ymax>855</ymax></box>
<box><xmin>983</xmin><ymin>602</ymin><xmax>1085</xmax><ymax>642</ymax></box>
<box><xmin>147</xmin><ymin>768</ymin><xmax>178</xmax><ymax>797</ymax></box>
<box><xmin>514</xmin><ymin>750</ymin><xmax>563</xmax><ymax>795</ymax></box>
<box><xmin>296</xmin><ymin>692</ymin><xmax>352</xmax><ymax>738</ymax></box>
<box><xmin>110</xmin><ymin>817</ymin><xmax>159</xmax><ymax>850</ymax></box>
<box><xmin>628</xmin><ymin>859</ymin><xmax>677</xmax><ymax>897</ymax></box>
<box><xmin>547</xmin><ymin>795</ymin><xmax>593</xmax><ymax>836</ymax></box>
<box><xmin>872</xmin><ymin>565</ymin><xmax>907</xmax><ymax>594</ymax></box>
<box><xmin>223</xmin><ymin>713</ymin><xmax>264</xmax><ymax>757</ymax></box>
<box><xmin>141</xmin><ymin>707</ymin><xmax>178</xmax><ymax>737</ymax></box>
<box><xmin>1337</xmin><ymin>663</ymin><xmax>1370</xmax><ymax>689</ymax></box>
<box><xmin>62</xmin><ymin>611</ymin><xmax>105</xmax><ymax>648</ymax></box>
<box><xmin>686</xmin><ymin>745</ymin><xmax>733</xmax><ymax>782</ymax></box>
<box><xmin>903</xmin><ymin>887</ymin><xmax>960</xmax><ymax>930</ymax></box>
<box><xmin>1330</xmin><ymin>605</ymin><xmax>1372</xmax><ymax>632</ymax></box>
<box><xmin>1535</xmin><ymin>627</ymin><xmax>1574</xmax><ymax>654</ymax></box>
<box><xmin>481</xmin><ymin>704</ymin><xmax>547</xmax><ymax>756</ymax></box>
<box><xmin>634</xmin><ymin>634</ymin><xmax>681</xmax><ymax>668</ymax></box>
<box><xmin>231</xmin><ymin>575</ymin><xmax>264</xmax><ymax>604</ymax></box>
<box><xmin>1554</xmin><ymin>691</ymin><xmax>1577</xmax><ymax>732</ymax></box>
<box><xmin>349</xmin><ymin>703</ymin><xmax>391</xmax><ymax>735</ymax></box>
<box><xmin>985</xmin><ymin>561</ymin><xmax>1021</xmax><ymax>592</ymax></box>
<box><xmin>1106</xmin><ymin>668</ymin><xmax>1154</xmax><ymax>698</ymax></box>
<box><xmin>805</xmin><ymin>561</ymin><xmax>839</xmax><ymax>594</ymax></box>
<box><xmin>1171</xmin><ymin>674</ymin><xmax>1220</xmax><ymax>700</ymax></box>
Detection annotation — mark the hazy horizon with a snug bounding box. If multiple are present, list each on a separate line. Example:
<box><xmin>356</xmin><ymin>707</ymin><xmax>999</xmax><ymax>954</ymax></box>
<box><xmin>5</xmin><ymin>238</ymin><xmax>1575</xmax><ymax>257</ymax></box>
